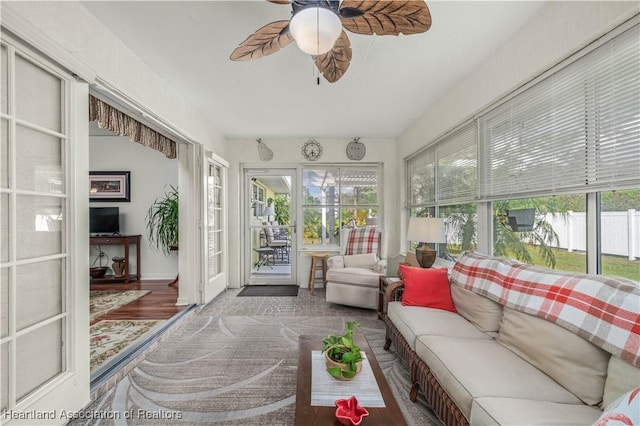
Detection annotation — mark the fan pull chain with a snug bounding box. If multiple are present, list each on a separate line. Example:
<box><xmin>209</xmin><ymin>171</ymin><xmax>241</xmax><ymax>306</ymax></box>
<box><xmin>316</xmin><ymin>6</ymin><xmax>320</xmax><ymax>85</ymax></box>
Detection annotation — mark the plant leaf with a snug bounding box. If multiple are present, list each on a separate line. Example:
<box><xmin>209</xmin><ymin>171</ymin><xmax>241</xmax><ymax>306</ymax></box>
<box><xmin>313</xmin><ymin>31</ymin><xmax>352</xmax><ymax>83</ymax></box>
<box><xmin>339</xmin><ymin>0</ymin><xmax>432</xmax><ymax>36</ymax></box>
<box><xmin>341</xmin><ymin>369</ymin><xmax>357</xmax><ymax>378</ymax></box>
<box><xmin>230</xmin><ymin>21</ymin><xmax>293</xmax><ymax>61</ymax></box>
<box><xmin>327</xmin><ymin>367</ymin><xmax>343</xmax><ymax>378</ymax></box>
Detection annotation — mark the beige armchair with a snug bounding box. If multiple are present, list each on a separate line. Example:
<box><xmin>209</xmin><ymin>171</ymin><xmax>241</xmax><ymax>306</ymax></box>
<box><xmin>326</xmin><ymin>228</ymin><xmax>386</xmax><ymax>310</ymax></box>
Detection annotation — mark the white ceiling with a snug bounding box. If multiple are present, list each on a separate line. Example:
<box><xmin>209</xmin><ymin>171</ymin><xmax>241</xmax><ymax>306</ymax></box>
<box><xmin>82</xmin><ymin>1</ymin><xmax>545</xmax><ymax>140</ymax></box>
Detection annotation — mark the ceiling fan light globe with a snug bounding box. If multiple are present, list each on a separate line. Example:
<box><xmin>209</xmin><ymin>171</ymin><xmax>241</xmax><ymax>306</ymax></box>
<box><xmin>289</xmin><ymin>7</ymin><xmax>341</xmax><ymax>56</ymax></box>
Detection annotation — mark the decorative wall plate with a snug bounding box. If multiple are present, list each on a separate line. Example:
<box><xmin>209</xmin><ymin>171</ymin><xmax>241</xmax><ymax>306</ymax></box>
<box><xmin>346</xmin><ymin>138</ymin><xmax>366</xmax><ymax>160</ymax></box>
<box><xmin>302</xmin><ymin>139</ymin><xmax>323</xmax><ymax>161</ymax></box>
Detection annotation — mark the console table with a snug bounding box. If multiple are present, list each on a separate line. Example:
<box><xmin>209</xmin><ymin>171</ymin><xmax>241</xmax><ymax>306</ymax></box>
<box><xmin>90</xmin><ymin>234</ymin><xmax>141</xmax><ymax>284</ymax></box>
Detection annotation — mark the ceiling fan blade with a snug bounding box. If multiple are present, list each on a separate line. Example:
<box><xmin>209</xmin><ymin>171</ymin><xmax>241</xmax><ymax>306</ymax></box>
<box><xmin>230</xmin><ymin>21</ymin><xmax>293</xmax><ymax>61</ymax></box>
<box><xmin>313</xmin><ymin>31</ymin><xmax>352</xmax><ymax>83</ymax></box>
<box><xmin>339</xmin><ymin>0</ymin><xmax>432</xmax><ymax>36</ymax></box>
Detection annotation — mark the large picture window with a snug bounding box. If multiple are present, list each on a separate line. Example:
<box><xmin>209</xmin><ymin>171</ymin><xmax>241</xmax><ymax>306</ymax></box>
<box><xmin>302</xmin><ymin>166</ymin><xmax>380</xmax><ymax>247</ymax></box>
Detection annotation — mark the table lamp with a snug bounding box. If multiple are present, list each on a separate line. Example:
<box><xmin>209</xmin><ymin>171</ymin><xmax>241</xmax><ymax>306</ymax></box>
<box><xmin>263</xmin><ymin>205</ymin><xmax>276</xmax><ymax>222</ymax></box>
<box><xmin>406</xmin><ymin>217</ymin><xmax>445</xmax><ymax>268</ymax></box>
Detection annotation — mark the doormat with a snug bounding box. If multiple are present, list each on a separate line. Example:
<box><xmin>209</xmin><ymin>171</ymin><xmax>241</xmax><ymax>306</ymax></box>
<box><xmin>237</xmin><ymin>285</ymin><xmax>299</xmax><ymax>297</ymax></box>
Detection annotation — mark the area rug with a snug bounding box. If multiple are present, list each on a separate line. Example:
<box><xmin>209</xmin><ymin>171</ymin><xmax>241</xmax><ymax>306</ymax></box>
<box><xmin>75</xmin><ymin>313</ymin><xmax>440</xmax><ymax>425</ymax></box>
<box><xmin>90</xmin><ymin>319</ymin><xmax>164</xmax><ymax>373</ymax></box>
<box><xmin>90</xmin><ymin>290</ymin><xmax>151</xmax><ymax>321</ymax></box>
<box><xmin>237</xmin><ymin>285</ymin><xmax>299</xmax><ymax>297</ymax></box>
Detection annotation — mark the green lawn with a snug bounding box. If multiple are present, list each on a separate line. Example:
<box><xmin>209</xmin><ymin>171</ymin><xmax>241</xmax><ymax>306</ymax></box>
<box><xmin>512</xmin><ymin>248</ymin><xmax>639</xmax><ymax>282</ymax></box>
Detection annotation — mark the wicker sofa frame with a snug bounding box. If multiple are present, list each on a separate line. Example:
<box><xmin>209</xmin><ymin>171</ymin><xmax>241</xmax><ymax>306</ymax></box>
<box><xmin>383</xmin><ymin>281</ymin><xmax>469</xmax><ymax>426</ymax></box>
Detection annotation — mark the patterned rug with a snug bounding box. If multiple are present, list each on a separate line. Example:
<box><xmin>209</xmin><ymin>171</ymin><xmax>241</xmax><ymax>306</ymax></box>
<box><xmin>76</xmin><ymin>301</ymin><xmax>440</xmax><ymax>425</ymax></box>
<box><xmin>90</xmin><ymin>290</ymin><xmax>151</xmax><ymax>321</ymax></box>
<box><xmin>91</xmin><ymin>320</ymin><xmax>164</xmax><ymax>372</ymax></box>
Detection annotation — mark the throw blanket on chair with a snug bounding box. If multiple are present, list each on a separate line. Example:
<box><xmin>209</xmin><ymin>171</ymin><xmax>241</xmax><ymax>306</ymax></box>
<box><xmin>345</xmin><ymin>228</ymin><xmax>380</xmax><ymax>257</ymax></box>
<box><xmin>451</xmin><ymin>251</ymin><xmax>640</xmax><ymax>367</ymax></box>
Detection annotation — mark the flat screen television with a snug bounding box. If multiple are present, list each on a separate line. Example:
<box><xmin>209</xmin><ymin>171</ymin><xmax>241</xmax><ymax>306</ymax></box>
<box><xmin>90</xmin><ymin>207</ymin><xmax>120</xmax><ymax>235</ymax></box>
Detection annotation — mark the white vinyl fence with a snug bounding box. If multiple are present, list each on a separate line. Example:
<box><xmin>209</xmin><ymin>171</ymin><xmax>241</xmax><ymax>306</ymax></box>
<box><xmin>544</xmin><ymin>210</ymin><xmax>639</xmax><ymax>260</ymax></box>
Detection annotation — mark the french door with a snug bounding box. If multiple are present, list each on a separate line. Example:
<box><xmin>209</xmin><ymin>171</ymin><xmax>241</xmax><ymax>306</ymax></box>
<box><xmin>1</xmin><ymin>34</ymin><xmax>89</xmax><ymax>421</ymax></box>
<box><xmin>202</xmin><ymin>153</ymin><xmax>228</xmax><ymax>303</ymax></box>
<box><xmin>244</xmin><ymin>168</ymin><xmax>297</xmax><ymax>285</ymax></box>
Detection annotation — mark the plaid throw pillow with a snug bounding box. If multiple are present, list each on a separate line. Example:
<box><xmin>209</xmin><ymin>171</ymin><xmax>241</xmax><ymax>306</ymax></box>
<box><xmin>345</xmin><ymin>228</ymin><xmax>380</xmax><ymax>257</ymax></box>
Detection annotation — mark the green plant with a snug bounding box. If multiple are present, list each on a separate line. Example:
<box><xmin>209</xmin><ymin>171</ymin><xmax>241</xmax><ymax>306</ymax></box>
<box><xmin>322</xmin><ymin>321</ymin><xmax>363</xmax><ymax>379</ymax></box>
<box><xmin>145</xmin><ymin>185</ymin><xmax>179</xmax><ymax>256</ymax></box>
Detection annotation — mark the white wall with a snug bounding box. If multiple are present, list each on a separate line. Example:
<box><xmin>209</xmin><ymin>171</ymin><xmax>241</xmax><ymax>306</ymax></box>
<box><xmin>395</xmin><ymin>1</ymin><xmax>640</xmax><ymax>255</ymax></box>
<box><xmin>224</xmin><ymin>138</ymin><xmax>398</xmax><ymax>288</ymax></box>
<box><xmin>2</xmin><ymin>1</ymin><xmax>226</xmax><ymax>155</ymax></box>
<box><xmin>90</xmin><ymin>135</ymin><xmax>178</xmax><ymax>279</ymax></box>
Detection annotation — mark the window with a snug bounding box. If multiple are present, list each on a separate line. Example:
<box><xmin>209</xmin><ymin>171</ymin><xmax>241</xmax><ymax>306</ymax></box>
<box><xmin>492</xmin><ymin>195</ymin><xmax>586</xmax><ymax>273</ymax></box>
<box><xmin>599</xmin><ymin>189</ymin><xmax>639</xmax><ymax>281</ymax></box>
<box><xmin>407</xmin><ymin>123</ymin><xmax>477</xmax><ymax>260</ymax></box>
<box><xmin>251</xmin><ymin>182</ymin><xmax>265</xmax><ymax>218</ymax></box>
<box><xmin>406</xmin><ymin>23</ymin><xmax>639</xmax><ymax>280</ymax></box>
<box><xmin>302</xmin><ymin>166</ymin><xmax>380</xmax><ymax>247</ymax></box>
<box><xmin>440</xmin><ymin>203</ymin><xmax>477</xmax><ymax>258</ymax></box>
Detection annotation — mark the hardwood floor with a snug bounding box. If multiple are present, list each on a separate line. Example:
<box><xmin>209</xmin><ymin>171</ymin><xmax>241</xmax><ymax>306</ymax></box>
<box><xmin>90</xmin><ymin>279</ymin><xmax>187</xmax><ymax>326</ymax></box>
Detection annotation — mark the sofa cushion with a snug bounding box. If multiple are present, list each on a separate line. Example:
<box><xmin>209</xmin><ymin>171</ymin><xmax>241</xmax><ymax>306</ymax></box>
<box><xmin>387</xmin><ymin>302</ymin><xmax>491</xmax><ymax>350</ymax></box>
<box><xmin>595</xmin><ymin>387</ymin><xmax>640</xmax><ymax>426</ymax></box>
<box><xmin>399</xmin><ymin>265</ymin><xmax>456</xmax><ymax>312</ymax></box>
<box><xmin>470</xmin><ymin>397</ymin><xmax>602</xmax><ymax>426</ymax></box>
<box><xmin>497</xmin><ymin>307</ymin><xmax>610</xmax><ymax>406</ymax></box>
<box><xmin>450</xmin><ymin>283</ymin><xmax>503</xmax><ymax>332</ymax></box>
<box><xmin>326</xmin><ymin>267</ymin><xmax>379</xmax><ymax>288</ymax></box>
<box><xmin>415</xmin><ymin>336</ymin><xmax>582</xmax><ymax>419</ymax></box>
<box><xmin>602</xmin><ymin>356</ymin><xmax>640</xmax><ymax>408</ymax></box>
<box><xmin>343</xmin><ymin>253</ymin><xmax>377</xmax><ymax>269</ymax></box>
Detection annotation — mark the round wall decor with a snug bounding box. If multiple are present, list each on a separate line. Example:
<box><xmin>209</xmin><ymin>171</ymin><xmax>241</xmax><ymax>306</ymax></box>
<box><xmin>302</xmin><ymin>139</ymin><xmax>323</xmax><ymax>161</ymax></box>
<box><xmin>346</xmin><ymin>138</ymin><xmax>366</xmax><ymax>160</ymax></box>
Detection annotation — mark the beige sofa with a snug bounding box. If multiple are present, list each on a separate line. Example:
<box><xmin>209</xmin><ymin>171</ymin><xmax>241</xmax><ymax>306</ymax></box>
<box><xmin>384</xmin><ymin>252</ymin><xmax>640</xmax><ymax>426</ymax></box>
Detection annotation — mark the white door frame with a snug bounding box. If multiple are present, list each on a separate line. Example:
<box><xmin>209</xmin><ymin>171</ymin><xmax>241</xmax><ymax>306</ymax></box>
<box><xmin>242</xmin><ymin>167</ymin><xmax>297</xmax><ymax>285</ymax></box>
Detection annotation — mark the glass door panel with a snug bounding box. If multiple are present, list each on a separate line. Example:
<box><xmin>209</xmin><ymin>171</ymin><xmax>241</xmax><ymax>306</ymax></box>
<box><xmin>245</xmin><ymin>169</ymin><xmax>296</xmax><ymax>285</ymax></box>
<box><xmin>203</xmin><ymin>157</ymin><xmax>227</xmax><ymax>304</ymax></box>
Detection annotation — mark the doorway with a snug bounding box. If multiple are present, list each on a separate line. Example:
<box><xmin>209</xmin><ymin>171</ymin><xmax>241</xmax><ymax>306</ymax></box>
<box><xmin>245</xmin><ymin>169</ymin><xmax>297</xmax><ymax>285</ymax></box>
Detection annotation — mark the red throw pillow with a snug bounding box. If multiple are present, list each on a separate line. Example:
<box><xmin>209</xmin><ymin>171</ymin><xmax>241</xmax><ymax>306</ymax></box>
<box><xmin>399</xmin><ymin>265</ymin><xmax>456</xmax><ymax>312</ymax></box>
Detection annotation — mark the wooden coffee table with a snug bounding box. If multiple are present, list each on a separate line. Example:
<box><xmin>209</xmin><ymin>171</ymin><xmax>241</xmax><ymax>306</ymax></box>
<box><xmin>294</xmin><ymin>334</ymin><xmax>407</xmax><ymax>425</ymax></box>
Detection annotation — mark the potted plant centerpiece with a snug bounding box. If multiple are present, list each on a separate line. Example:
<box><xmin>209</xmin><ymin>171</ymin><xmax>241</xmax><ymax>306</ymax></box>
<box><xmin>322</xmin><ymin>321</ymin><xmax>363</xmax><ymax>381</ymax></box>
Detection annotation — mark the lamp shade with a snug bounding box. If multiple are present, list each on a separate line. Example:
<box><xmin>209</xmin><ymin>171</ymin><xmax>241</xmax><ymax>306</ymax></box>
<box><xmin>289</xmin><ymin>7</ymin><xmax>342</xmax><ymax>55</ymax></box>
<box><xmin>263</xmin><ymin>206</ymin><xmax>276</xmax><ymax>217</ymax></box>
<box><xmin>407</xmin><ymin>217</ymin><xmax>445</xmax><ymax>244</ymax></box>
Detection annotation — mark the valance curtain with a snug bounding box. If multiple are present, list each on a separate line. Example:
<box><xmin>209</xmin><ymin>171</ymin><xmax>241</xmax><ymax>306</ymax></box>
<box><xmin>89</xmin><ymin>95</ymin><xmax>177</xmax><ymax>159</ymax></box>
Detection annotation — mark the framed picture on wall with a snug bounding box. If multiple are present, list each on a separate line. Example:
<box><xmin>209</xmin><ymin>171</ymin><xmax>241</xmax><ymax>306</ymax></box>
<box><xmin>89</xmin><ymin>171</ymin><xmax>131</xmax><ymax>202</ymax></box>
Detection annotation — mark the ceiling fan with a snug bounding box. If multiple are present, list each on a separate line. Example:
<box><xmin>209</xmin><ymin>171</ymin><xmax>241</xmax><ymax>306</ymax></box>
<box><xmin>230</xmin><ymin>0</ymin><xmax>432</xmax><ymax>83</ymax></box>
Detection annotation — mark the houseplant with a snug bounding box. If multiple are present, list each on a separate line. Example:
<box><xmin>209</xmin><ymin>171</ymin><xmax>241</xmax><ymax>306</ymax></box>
<box><xmin>145</xmin><ymin>185</ymin><xmax>179</xmax><ymax>256</ymax></box>
<box><xmin>322</xmin><ymin>321</ymin><xmax>363</xmax><ymax>380</ymax></box>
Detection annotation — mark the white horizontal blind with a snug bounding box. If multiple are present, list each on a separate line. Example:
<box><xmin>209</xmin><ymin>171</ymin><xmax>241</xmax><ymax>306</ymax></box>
<box><xmin>437</xmin><ymin>123</ymin><xmax>477</xmax><ymax>204</ymax></box>
<box><xmin>407</xmin><ymin>150</ymin><xmax>435</xmax><ymax>207</ymax></box>
<box><xmin>479</xmin><ymin>24</ymin><xmax>640</xmax><ymax>200</ymax></box>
